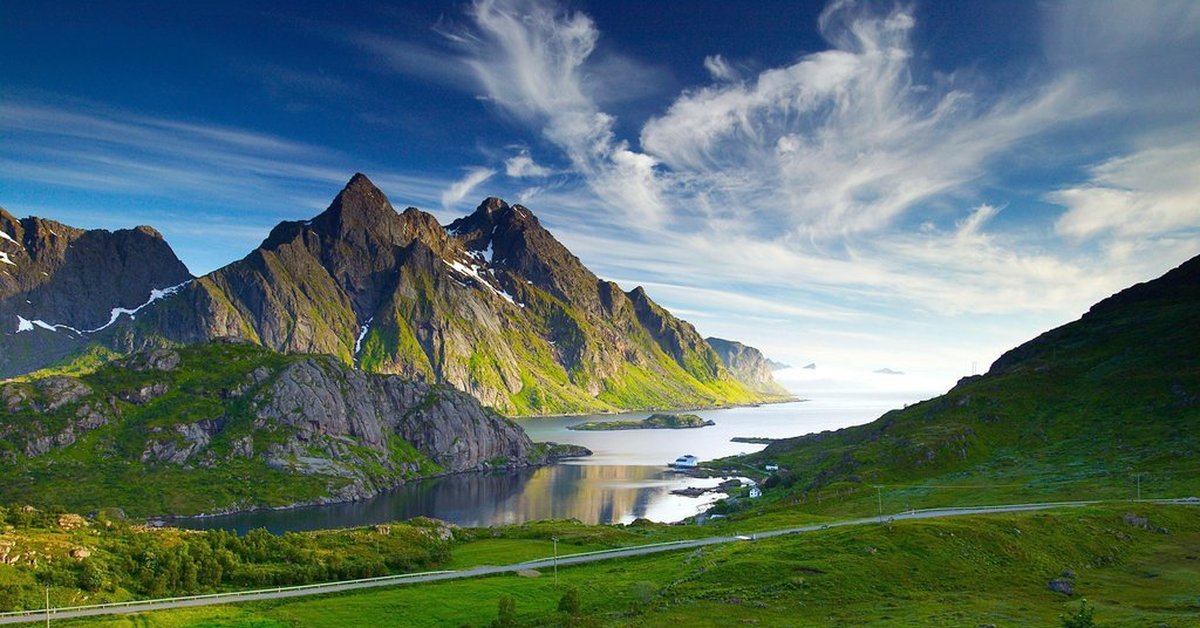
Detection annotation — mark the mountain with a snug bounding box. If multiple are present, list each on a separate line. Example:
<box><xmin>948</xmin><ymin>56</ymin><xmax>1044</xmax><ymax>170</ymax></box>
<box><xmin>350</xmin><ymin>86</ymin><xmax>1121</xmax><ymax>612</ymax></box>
<box><xmin>110</xmin><ymin>174</ymin><xmax>765</xmax><ymax>415</ymax></box>
<box><xmin>0</xmin><ymin>208</ymin><xmax>192</xmax><ymax>376</ymax></box>
<box><xmin>705</xmin><ymin>337</ymin><xmax>792</xmax><ymax>398</ymax></box>
<box><xmin>748</xmin><ymin>253</ymin><xmax>1200</xmax><ymax>504</ymax></box>
<box><xmin>0</xmin><ymin>342</ymin><xmax>583</xmax><ymax>517</ymax></box>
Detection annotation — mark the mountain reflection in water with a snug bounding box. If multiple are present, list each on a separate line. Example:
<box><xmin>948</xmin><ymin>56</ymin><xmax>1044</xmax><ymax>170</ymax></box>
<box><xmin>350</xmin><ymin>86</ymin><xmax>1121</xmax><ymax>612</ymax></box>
<box><xmin>177</xmin><ymin>464</ymin><xmax>730</xmax><ymax>534</ymax></box>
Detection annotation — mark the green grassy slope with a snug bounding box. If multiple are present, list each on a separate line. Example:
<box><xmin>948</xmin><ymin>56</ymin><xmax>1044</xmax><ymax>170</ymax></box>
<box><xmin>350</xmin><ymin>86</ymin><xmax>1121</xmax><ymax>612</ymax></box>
<box><xmin>0</xmin><ymin>343</ymin><xmax>439</xmax><ymax>517</ymax></box>
<box><xmin>24</xmin><ymin>503</ymin><xmax>1200</xmax><ymax>627</ymax></box>
<box><xmin>726</xmin><ymin>255</ymin><xmax>1200</xmax><ymax>516</ymax></box>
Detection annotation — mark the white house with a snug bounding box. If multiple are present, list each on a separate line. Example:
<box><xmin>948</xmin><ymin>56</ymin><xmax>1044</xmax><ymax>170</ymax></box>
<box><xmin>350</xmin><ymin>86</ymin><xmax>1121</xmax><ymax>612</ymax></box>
<box><xmin>672</xmin><ymin>454</ymin><xmax>699</xmax><ymax>469</ymax></box>
<box><xmin>764</xmin><ymin>464</ymin><xmax>779</xmax><ymax>472</ymax></box>
<box><xmin>749</xmin><ymin>486</ymin><xmax>762</xmax><ymax>498</ymax></box>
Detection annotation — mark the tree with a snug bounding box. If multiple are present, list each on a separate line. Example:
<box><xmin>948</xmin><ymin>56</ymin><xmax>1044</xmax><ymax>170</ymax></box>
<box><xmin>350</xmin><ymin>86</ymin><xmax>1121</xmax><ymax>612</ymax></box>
<box><xmin>0</xmin><ymin>585</ymin><xmax>22</xmax><ymax>612</ymax></box>
<box><xmin>76</xmin><ymin>559</ymin><xmax>104</xmax><ymax>593</ymax></box>
<box><xmin>490</xmin><ymin>594</ymin><xmax>517</xmax><ymax>628</ymax></box>
<box><xmin>1061</xmin><ymin>599</ymin><xmax>1096</xmax><ymax>628</ymax></box>
<box><xmin>557</xmin><ymin>587</ymin><xmax>581</xmax><ymax>616</ymax></box>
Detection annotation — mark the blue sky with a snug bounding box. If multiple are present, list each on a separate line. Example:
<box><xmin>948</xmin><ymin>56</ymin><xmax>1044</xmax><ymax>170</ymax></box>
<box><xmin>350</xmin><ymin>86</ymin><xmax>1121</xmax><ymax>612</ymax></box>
<box><xmin>2</xmin><ymin>0</ymin><xmax>1198</xmax><ymax>396</ymax></box>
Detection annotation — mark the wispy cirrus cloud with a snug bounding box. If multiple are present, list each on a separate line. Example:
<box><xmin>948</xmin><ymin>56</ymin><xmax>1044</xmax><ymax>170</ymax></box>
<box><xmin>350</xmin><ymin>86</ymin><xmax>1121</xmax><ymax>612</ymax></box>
<box><xmin>449</xmin><ymin>0</ymin><xmax>668</xmax><ymax>223</ymax></box>
<box><xmin>641</xmin><ymin>1</ymin><xmax>1084</xmax><ymax>238</ymax></box>
<box><xmin>441</xmin><ymin>167</ymin><xmax>496</xmax><ymax>208</ymax></box>
<box><xmin>504</xmin><ymin>150</ymin><xmax>552</xmax><ymax>178</ymax></box>
<box><xmin>0</xmin><ymin>100</ymin><xmax>456</xmax><ymax>273</ymax></box>
<box><xmin>1051</xmin><ymin>142</ymin><xmax>1200</xmax><ymax>242</ymax></box>
<box><xmin>427</xmin><ymin>0</ymin><xmax>1199</xmax><ymax>392</ymax></box>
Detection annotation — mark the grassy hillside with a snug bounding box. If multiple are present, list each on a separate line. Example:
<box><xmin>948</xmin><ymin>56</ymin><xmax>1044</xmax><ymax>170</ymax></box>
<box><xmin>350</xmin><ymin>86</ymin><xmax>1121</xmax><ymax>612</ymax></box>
<box><xmin>0</xmin><ymin>342</ymin><xmax>550</xmax><ymax>518</ymax></box>
<box><xmin>722</xmin><ymin>255</ymin><xmax>1200</xmax><ymax>516</ymax></box>
<box><xmin>14</xmin><ymin>503</ymin><xmax>1197</xmax><ymax>626</ymax></box>
<box><xmin>0</xmin><ymin>343</ymin><xmax>335</xmax><ymax>517</ymax></box>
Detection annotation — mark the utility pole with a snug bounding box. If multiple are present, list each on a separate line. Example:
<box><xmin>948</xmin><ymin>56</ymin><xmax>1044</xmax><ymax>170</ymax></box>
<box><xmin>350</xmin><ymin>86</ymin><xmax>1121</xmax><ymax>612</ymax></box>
<box><xmin>552</xmin><ymin>537</ymin><xmax>559</xmax><ymax>586</ymax></box>
<box><xmin>44</xmin><ymin>585</ymin><xmax>49</xmax><ymax>628</ymax></box>
<box><xmin>1134</xmin><ymin>473</ymin><xmax>1145</xmax><ymax>502</ymax></box>
<box><xmin>875</xmin><ymin>486</ymin><xmax>883</xmax><ymax>524</ymax></box>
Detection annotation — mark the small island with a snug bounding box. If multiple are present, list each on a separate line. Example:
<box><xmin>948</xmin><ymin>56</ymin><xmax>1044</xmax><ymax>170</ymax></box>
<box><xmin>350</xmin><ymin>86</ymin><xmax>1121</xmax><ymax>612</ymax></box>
<box><xmin>567</xmin><ymin>413</ymin><xmax>715</xmax><ymax>431</ymax></box>
<box><xmin>730</xmin><ymin>436</ymin><xmax>779</xmax><ymax>444</ymax></box>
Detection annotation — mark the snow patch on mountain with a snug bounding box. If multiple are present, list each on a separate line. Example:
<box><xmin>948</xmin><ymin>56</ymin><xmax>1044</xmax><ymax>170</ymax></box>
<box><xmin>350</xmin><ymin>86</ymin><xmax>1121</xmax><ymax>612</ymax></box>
<box><xmin>443</xmin><ymin>258</ymin><xmax>522</xmax><ymax>307</ymax></box>
<box><xmin>84</xmin><ymin>280</ymin><xmax>192</xmax><ymax>333</ymax></box>
<box><xmin>354</xmin><ymin>317</ymin><xmax>373</xmax><ymax>356</ymax></box>
<box><xmin>14</xmin><ymin>315</ymin><xmax>82</xmax><ymax>335</ymax></box>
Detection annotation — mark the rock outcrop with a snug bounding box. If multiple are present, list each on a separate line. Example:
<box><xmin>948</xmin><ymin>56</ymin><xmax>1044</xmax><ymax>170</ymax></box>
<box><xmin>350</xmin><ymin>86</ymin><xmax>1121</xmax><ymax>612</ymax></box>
<box><xmin>0</xmin><ymin>343</ymin><xmax>587</xmax><ymax>515</ymax></box>
<box><xmin>706</xmin><ymin>337</ymin><xmax>792</xmax><ymax>397</ymax></box>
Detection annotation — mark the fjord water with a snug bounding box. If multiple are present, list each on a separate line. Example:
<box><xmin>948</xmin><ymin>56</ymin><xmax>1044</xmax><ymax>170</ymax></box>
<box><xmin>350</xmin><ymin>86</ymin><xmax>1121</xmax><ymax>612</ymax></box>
<box><xmin>178</xmin><ymin>394</ymin><xmax>925</xmax><ymax>534</ymax></box>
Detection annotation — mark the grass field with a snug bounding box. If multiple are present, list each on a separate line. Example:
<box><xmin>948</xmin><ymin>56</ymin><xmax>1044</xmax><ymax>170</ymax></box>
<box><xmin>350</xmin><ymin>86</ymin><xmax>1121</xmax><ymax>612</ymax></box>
<box><xmin>29</xmin><ymin>503</ymin><xmax>1198</xmax><ymax>627</ymax></box>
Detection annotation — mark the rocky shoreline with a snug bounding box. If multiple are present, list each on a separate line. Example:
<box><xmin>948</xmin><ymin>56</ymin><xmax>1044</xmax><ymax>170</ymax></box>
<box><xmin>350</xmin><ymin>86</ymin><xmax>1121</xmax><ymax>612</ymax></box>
<box><xmin>152</xmin><ymin>441</ymin><xmax>593</xmax><ymax>522</ymax></box>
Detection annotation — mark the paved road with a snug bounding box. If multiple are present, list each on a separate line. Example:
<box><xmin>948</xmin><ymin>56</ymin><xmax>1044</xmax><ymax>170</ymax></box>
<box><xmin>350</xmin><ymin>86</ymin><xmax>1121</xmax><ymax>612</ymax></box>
<box><xmin>2</xmin><ymin>498</ymin><xmax>1194</xmax><ymax>625</ymax></box>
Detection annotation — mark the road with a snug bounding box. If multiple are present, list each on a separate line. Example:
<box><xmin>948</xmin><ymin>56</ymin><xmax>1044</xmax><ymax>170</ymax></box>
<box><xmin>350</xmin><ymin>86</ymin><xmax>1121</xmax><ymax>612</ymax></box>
<box><xmin>1</xmin><ymin>498</ymin><xmax>1194</xmax><ymax>625</ymax></box>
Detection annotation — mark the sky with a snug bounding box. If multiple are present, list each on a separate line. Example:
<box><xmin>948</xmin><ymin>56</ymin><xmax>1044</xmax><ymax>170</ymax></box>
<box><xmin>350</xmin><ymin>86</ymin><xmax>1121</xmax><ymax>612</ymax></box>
<box><xmin>1</xmin><ymin>0</ymin><xmax>1198</xmax><ymax>397</ymax></box>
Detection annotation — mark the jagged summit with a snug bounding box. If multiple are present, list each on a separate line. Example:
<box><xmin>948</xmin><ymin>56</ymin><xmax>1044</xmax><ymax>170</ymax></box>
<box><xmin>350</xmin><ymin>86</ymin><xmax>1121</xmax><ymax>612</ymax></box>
<box><xmin>307</xmin><ymin>173</ymin><xmax>404</xmax><ymax>241</ymax></box>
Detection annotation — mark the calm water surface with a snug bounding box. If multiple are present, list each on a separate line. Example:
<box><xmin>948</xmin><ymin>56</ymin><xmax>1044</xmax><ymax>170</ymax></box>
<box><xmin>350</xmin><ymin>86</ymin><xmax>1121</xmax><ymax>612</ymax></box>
<box><xmin>177</xmin><ymin>394</ymin><xmax>925</xmax><ymax>533</ymax></box>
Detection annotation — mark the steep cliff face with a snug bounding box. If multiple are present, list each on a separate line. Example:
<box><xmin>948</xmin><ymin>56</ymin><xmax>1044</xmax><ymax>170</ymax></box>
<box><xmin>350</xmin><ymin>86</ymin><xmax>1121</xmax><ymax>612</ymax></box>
<box><xmin>705</xmin><ymin>337</ymin><xmax>792</xmax><ymax>398</ymax></box>
<box><xmin>0</xmin><ymin>343</ymin><xmax>579</xmax><ymax>516</ymax></box>
<box><xmin>120</xmin><ymin>174</ymin><xmax>765</xmax><ymax>415</ymax></box>
<box><xmin>0</xmin><ymin>208</ymin><xmax>193</xmax><ymax>377</ymax></box>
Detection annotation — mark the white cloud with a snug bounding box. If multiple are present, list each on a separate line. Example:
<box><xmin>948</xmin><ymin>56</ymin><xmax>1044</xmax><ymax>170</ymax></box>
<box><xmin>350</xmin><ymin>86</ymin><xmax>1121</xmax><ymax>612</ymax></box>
<box><xmin>504</xmin><ymin>151</ymin><xmax>551</xmax><ymax>178</ymax></box>
<box><xmin>641</xmin><ymin>1</ymin><xmax>1081</xmax><ymax>237</ymax></box>
<box><xmin>439</xmin><ymin>0</ymin><xmax>1198</xmax><ymax>398</ymax></box>
<box><xmin>441</xmin><ymin>167</ymin><xmax>496</xmax><ymax>208</ymax></box>
<box><xmin>452</xmin><ymin>0</ymin><xmax>668</xmax><ymax>222</ymax></box>
<box><xmin>1051</xmin><ymin>142</ymin><xmax>1200</xmax><ymax>241</ymax></box>
<box><xmin>703</xmin><ymin>54</ymin><xmax>738</xmax><ymax>81</ymax></box>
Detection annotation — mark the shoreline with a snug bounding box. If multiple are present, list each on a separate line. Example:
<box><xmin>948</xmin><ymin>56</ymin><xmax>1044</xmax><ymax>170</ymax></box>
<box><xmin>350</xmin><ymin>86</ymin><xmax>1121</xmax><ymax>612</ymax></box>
<box><xmin>518</xmin><ymin>396</ymin><xmax>805</xmax><ymax>421</ymax></box>
<box><xmin>152</xmin><ymin>445</ymin><xmax>592</xmax><ymax>525</ymax></box>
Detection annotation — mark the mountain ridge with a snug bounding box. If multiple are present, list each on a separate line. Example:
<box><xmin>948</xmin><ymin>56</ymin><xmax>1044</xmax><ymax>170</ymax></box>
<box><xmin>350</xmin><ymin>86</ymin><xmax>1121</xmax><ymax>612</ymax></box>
<box><xmin>1</xmin><ymin>175</ymin><xmax>774</xmax><ymax>416</ymax></box>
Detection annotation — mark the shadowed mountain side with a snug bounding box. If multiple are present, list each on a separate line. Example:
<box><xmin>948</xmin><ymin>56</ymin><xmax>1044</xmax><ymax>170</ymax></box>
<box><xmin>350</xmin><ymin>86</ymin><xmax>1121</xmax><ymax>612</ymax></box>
<box><xmin>112</xmin><ymin>174</ymin><xmax>766</xmax><ymax>415</ymax></box>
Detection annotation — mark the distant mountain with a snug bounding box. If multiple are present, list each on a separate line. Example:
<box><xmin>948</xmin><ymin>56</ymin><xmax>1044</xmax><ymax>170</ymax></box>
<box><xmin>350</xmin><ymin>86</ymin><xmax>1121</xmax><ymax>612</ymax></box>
<box><xmin>749</xmin><ymin>253</ymin><xmax>1200</xmax><ymax>501</ymax></box>
<box><xmin>2</xmin><ymin>175</ymin><xmax>769</xmax><ymax>415</ymax></box>
<box><xmin>0</xmin><ymin>209</ymin><xmax>192</xmax><ymax>377</ymax></box>
<box><xmin>767</xmin><ymin>358</ymin><xmax>791</xmax><ymax>370</ymax></box>
<box><xmin>705</xmin><ymin>337</ymin><xmax>792</xmax><ymax>398</ymax></box>
<box><xmin>873</xmin><ymin>368</ymin><xmax>904</xmax><ymax>375</ymax></box>
<box><xmin>0</xmin><ymin>342</ymin><xmax>582</xmax><ymax>516</ymax></box>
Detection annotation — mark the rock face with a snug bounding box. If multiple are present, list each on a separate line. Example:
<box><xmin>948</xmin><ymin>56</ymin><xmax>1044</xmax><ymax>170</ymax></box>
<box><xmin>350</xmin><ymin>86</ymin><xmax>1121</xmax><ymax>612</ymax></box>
<box><xmin>0</xmin><ymin>208</ymin><xmax>192</xmax><ymax>376</ymax></box>
<box><xmin>705</xmin><ymin>337</ymin><xmax>792</xmax><ymax>397</ymax></box>
<box><xmin>115</xmin><ymin>174</ymin><xmax>766</xmax><ymax>415</ymax></box>
<box><xmin>0</xmin><ymin>343</ymin><xmax>582</xmax><ymax>515</ymax></box>
<box><xmin>255</xmin><ymin>355</ymin><xmax>534</xmax><ymax>475</ymax></box>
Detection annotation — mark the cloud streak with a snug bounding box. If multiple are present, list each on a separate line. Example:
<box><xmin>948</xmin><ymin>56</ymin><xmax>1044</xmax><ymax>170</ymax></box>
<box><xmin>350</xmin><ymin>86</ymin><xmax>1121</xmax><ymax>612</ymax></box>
<box><xmin>441</xmin><ymin>167</ymin><xmax>496</xmax><ymax>208</ymax></box>
<box><xmin>451</xmin><ymin>0</ymin><xmax>668</xmax><ymax>223</ymax></box>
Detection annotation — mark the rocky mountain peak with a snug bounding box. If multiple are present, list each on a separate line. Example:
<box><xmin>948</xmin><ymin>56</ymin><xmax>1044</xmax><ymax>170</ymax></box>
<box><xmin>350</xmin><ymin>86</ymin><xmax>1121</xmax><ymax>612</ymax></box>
<box><xmin>306</xmin><ymin>173</ymin><xmax>402</xmax><ymax>241</ymax></box>
<box><xmin>706</xmin><ymin>337</ymin><xmax>792</xmax><ymax>397</ymax></box>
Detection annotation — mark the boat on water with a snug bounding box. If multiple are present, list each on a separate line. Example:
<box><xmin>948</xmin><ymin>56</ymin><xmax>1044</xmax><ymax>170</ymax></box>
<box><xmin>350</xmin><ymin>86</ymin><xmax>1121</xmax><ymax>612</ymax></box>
<box><xmin>670</xmin><ymin>454</ymin><xmax>699</xmax><ymax>469</ymax></box>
